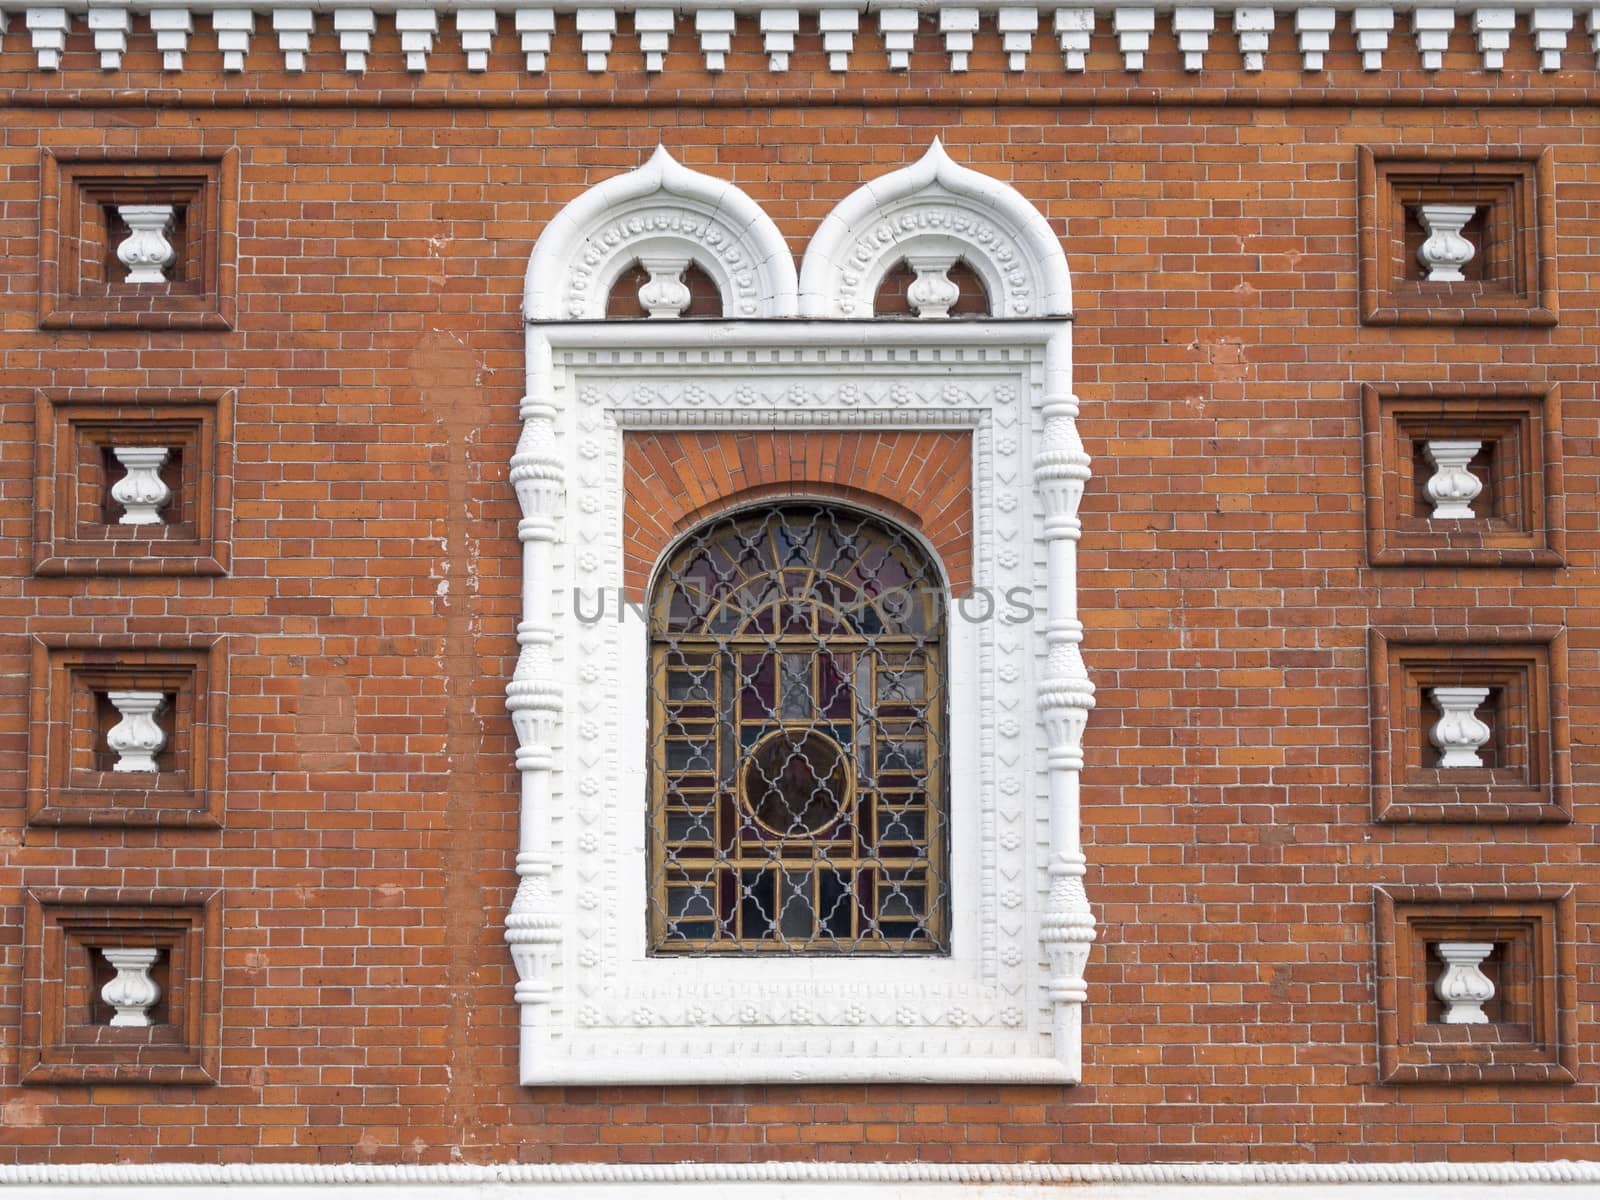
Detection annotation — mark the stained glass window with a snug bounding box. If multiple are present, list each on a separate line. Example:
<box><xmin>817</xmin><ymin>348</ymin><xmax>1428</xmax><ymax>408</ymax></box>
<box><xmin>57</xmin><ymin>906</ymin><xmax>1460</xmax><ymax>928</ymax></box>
<box><xmin>648</xmin><ymin>503</ymin><xmax>949</xmax><ymax>954</ymax></box>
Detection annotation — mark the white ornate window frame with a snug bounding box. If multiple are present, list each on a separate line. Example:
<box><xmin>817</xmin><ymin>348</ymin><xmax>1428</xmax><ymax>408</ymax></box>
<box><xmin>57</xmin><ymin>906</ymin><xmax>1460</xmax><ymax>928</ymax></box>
<box><xmin>507</xmin><ymin>144</ymin><xmax>1094</xmax><ymax>1084</ymax></box>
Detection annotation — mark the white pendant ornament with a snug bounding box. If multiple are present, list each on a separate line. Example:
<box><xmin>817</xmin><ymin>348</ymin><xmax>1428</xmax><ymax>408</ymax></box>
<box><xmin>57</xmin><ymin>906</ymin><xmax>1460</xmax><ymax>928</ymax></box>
<box><xmin>106</xmin><ymin>691</ymin><xmax>168</xmax><ymax>773</ymax></box>
<box><xmin>1423</xmin><ymin>439</ymin><xmax>1483</xmax><ymax>519</ymax></box>
<box><xmin>111</xmin><ymin>446</ymin><xmax>173</xmax><ymax>525</ymax></box>
<box><xmin>905</xmin><ymin>254</ymin><xmax>961</xmax><ymax>318</ymax></box>
<box><xmin>1428</xmin><ymin>686</ymin><xmax>1491</xmax><ymax>768</ymax></box>
<box><xmin>115</xmin><ymin>205</ymin><xmax>177</xmax><ymax>285</ymax></box>
<box><xmin>1416</xmin><ymin>203</ymin><xmax>1477</xmax><ymax>282</ymax></box>
<box><xmin>637</xmin><ymin>256</ymin><xmax>692</xmax><ymax>318</ymax></box>
<box><xmin>101</xmin><ymin>948</ymin><xmax>162</xmax><ymax>1026</ymax></box>
<box><xmin>1433</xmin><ymin>941</ymin><xmax>1496</xmax><ymax>1024</ymax></box>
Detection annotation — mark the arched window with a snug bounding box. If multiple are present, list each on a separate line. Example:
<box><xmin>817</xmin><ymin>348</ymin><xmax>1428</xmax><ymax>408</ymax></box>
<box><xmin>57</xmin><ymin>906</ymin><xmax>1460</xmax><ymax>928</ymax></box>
<box><xmin>648</xmin><ymin>503</ymin><xmax>949</xmax><ymax>954</ymax></box>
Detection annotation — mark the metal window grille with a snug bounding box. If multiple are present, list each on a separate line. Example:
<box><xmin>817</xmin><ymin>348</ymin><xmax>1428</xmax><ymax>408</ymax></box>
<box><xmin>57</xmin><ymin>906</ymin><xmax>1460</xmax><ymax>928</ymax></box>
<box><xmin>648</xmin><ymin>503</ymin><xmax>950</xmax><ymax>955</ymax></box>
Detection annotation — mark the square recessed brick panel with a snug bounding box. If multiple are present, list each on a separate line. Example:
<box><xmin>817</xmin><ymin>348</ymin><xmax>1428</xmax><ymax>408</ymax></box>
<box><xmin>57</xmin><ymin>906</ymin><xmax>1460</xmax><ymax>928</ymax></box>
<box><xmin>28</xmin><ymin>637</ymin><xmax>228</xmax><ymax>828</ymax></box>
<box><xmin>1361</xmin><ymin>384</ymin><xmax>1562</xmax><ymax>567</ymax></box>
<box><xmin>34</xmin><ymin>389</ymin><xmax>232</xmax><ymax>576</ymax></box>
<box><xmin>1358</xmin><ymin>148</ymin><xmax>1554</xmax><ymax>326</ymax></box>
<box><xmin>38</xmin><ymin>148</ymin><xmax>237</xmax><ymax>330</ymax></box>
<box><xmin>1375</xmin><ymin>886</ymin><xmax>1574</xmax><ymax>1085</ymax></box>
<box><xmin>21</xmin><ymin>888</ymin><xmax>222</xmax><ymax>1085</ymax></box>
<box><xmin>1368</xmin><ymin>628</ymin><xmax>1568</xmax><ymax>824</ymax></box>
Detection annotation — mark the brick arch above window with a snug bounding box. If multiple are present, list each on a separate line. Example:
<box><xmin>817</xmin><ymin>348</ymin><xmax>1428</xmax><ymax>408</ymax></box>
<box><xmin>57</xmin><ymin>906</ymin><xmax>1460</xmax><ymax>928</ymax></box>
<box><xmin>621</xmin><ymin>430</ymin><xmax>973</xmax><ymax>598</ymax></box>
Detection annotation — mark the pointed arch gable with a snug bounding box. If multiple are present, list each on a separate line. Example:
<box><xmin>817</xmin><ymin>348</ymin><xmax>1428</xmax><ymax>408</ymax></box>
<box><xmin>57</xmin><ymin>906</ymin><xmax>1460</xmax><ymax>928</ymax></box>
<box><xmin>524</xmin><ymin>146</ymin><xmax>799</xmax><ymax>321</ymax></box>
<box><xmin>798</xmin><ymin>140</ymin><xmax>1072</xmax><ymax>319</ymax></box>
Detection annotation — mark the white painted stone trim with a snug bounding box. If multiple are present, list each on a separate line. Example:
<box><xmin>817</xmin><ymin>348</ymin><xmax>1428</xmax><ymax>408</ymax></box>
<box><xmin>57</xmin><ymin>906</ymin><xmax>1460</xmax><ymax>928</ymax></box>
<box><xmin>522</xmin><ymin>145</ymin><xmax>796</xmax><ymax>321</ymax></box>
<box><xmin>9</xmin><ymin>3</ymin><xmax>1600</xmax><ymax>78</ymax></box>
<box><xmin>512</xmin><ymin>144</ymin><xmax>1089</xmax><ymax>1085</ymax></box>
<box><xmin>798</xmin><ymin>138</ymin><xmax>1072</xmax><ymax>318</ymax></box>
<box><xmin>1</xmin><ymin>1161</ymin><xmax>1598</xmax><ymax>1194</ymax></box>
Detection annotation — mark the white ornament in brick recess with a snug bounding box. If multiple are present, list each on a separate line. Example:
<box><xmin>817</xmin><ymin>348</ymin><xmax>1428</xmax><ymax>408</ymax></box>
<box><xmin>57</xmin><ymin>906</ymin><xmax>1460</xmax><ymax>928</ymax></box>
<box><xmin>1423</xmin><ymin>440</ymin><xmax>1484</xmax><ymax>519</ymax></box>
<box><xmin>106</xmin><ymin>691</ymin><xmax>167</xmax><ymax>772</ymax></box>
<box><xmin>115</xmin><ymin>205</ymin><xmax>177</xmax><ymax>284</ymax></box>
<box><xmin>101</xmin><ymin>947</ymin><xmax>162</xmax><ymax>1026</ymax></box>
<box><xmin>1416</xmin><ymin>203</ymin><xmax>1478</xmax><ymax>282</ymax></box>
<box><xmin>110</xmin><ymin>447</ymin><xmax>173</xmax><ymax>525</ymax></box>
<box><xmin>636</xmin><ymin>256</ymin><xmax>692</xmax><ymax>318</ymax></box>
<box><xmin>1428</xmin><ymin>686</ymin><xmax>1492</xmax><ymax>768</ymax></box>
<box><xmin>1433</xmin><ymin>941</ymin><xmax>1496</xmax><ymax>1024</ymax></box>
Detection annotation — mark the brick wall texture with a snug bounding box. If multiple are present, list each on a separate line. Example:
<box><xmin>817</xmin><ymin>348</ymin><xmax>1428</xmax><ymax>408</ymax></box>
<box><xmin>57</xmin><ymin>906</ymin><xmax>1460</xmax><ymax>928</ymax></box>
<box><xmin>1</xmin><ymin>23</ymin><xmax>1598</xmax><ymax>1167</ymax></box>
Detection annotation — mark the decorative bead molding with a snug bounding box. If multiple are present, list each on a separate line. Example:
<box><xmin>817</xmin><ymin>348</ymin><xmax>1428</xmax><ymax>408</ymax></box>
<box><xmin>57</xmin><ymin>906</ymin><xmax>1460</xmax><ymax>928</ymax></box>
<box><xmin>513</xmin><ymin>145</ymin><xmax>1087</xmax><ymax>1084</ymax></box>
<box><xmin>1422</xmin><ymin>438</ymin><xmax>1484</xmax><ymax>519</ymax></box>
<box><xmin>110</xmin><ymin>446</ymin><xmax>173</xmax><ymax>525</ymax></box>
<box><xmin>11</xmin><ymin>4</ymin><xmax>1600</xmax><ymax>80</ymax></box>
<box><xmin>1416</xmin><ymin>202</ymin><xmax>1479</xmax><ymax>281</ymax></box>
<box><xmin>105</xmin><ymin>690</ymin><xmax>167</xmax><ymax>772</ymax></box>
<box><xmin>1433</xmin><ymin>940</ymin><xmax>1497</xmax><ymax>1023</ymax></box>
<box><xmin>1428</xmin><ymin>685</ymin><xmax>1492</xmax><ymax>768</ymax></box>
<box><xmin>115</xmin><ymin>204</ymin><xmax>177</xmax><ymax>285</ymax></box>
<box><xmin>2</xmin><ymin>1161</ymin><xmax>1599</xmax><ymax>1188</ymax></box>
<box><xmin>100</xmin><ymin>947</ymin><xmax>162</xmax><ymax>1026</ymax></box>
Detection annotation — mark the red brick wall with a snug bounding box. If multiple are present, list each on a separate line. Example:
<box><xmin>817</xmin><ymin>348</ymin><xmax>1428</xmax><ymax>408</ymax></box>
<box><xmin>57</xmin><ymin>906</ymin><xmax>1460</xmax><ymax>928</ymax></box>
<box><xmin>1</xmin><ymin>44</ymin><xmax>1597</xmax><ymax>1163</ymax></box>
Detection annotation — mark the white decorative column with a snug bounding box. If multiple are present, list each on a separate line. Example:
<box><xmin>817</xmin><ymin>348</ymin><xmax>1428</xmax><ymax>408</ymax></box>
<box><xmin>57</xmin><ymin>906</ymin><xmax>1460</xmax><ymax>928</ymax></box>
<box><xmin>504</xmin><ymin>335</ymin><xmax>565</xmax><ymax>1052</ymax></box>
<box><xmin>636</xmin><ymin>257</ymin><xmax>692</xmax><ymax>318</ymax></box>
<box><xmin>1036</xmin><ymin>328</ymin><xmax>1097</xmax><ymax>1076</ymax></box>
<box><xmin>1429</xmin><ymin>686</ymin><xmax>1492</xmax><ymax>768</ymax></box>
<box><xmin>101</xmin><ymin>948</ymin><xmax>162</xmax><ymax>1026</ymax></box>
<box><xmin>1434</xmin><ymin>941</ymin><xmax>1496</xmax><ymax>1024</ymax></box>
<box><xmin>106</xmin><ymin>691</ymin><xmax>167</xmax><ymax>773</ymax></box>
<box><xmin>905</xmin><ymin>254</ymin><xmax>961</xmax><ymax>318</ymax></box>
<box><xmin>115</xmin><ymin>205</ymin><xmax>177</xmax><ymax>284</ymax></box>
<box><xmin>110</xmin><ymin>446</ymin><xmax>173</xmax><ymax>525</ymax></box>
<box><xmin>1423</xmin><ymin>440</ymin><xmax>1484</xmax><ymax>519</ymax></box>
<box><xmin>1416</xmin><ymin>204</ymin><xmax>1478</xmax><ymax>282</ymax></box>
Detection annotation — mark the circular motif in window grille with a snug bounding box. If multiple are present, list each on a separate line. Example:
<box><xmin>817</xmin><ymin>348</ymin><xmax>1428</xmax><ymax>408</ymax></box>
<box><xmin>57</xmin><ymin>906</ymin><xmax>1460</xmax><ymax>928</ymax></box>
<box><xmin>648</xmin><ymin>503</ymin><xmax>950</xmax><ymax>955</ymax></box>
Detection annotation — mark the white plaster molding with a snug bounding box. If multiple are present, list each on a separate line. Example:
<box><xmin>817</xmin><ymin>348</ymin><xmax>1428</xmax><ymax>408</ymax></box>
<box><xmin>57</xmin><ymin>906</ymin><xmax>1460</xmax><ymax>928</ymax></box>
<box><xmin>1233</xmin><ymin>6</ymin><xmax>1275</xmax><ymax>71</ymax></box>
<box><xmin>515</xmin><ymin>153</ymin><xmax>1083</xmax><ymax>1084</ymax></box>
<box><xmin>1112</xmin><ymin>5</ymin><xmax>1155</xmax><ymax>69</ymax></box>
<box><xmin>1433</xmin><ymin>940</ymin><xmax>1496</xmax><ymax>1023</ymax></box>
<box><xmin>1531</xmin><ymin>6</ymin><xmax>1574</xmax><ymax>67</ymax></box>
<box><xmin>211</xmin><ymin>7</ymin><xmax>254</xmax><ymax>71</ymax></box>
<box><xmin>456</xmin><ymin>8</ymin><xmax>497</xmax><ymax>70</ymax></box>
<box><xmin>635</xmin><ymin>254</ymin><xmax>693</xmax><ymax>315</ymax></box>
<box><xmin>759</xmin><ymin>6</ymin><xmax>799</xmax><ymax>69</ymax></box>
<box><xmin>798</xmin><ymin>139</ymin><xmax>1071</xmax><ymax>319</ymax></box>
<box><xmin>1416</xmin><ymin>202</ymin><xmax>1478</xmax><ymax>281</ymax></box>
<box><xmin>26</xmin><ymin>8</ymin><xmax>71</xmax><ymax>72</ymax></box>
<box><xmin>115</xmin><ymin>204</ymin><xmax>177</xmax><ymax>284</ymax></box>
<box><xmin>510</xmin><ymin>322</ymin><xmax>1083</xmax><ymax>1085</ymax></box>
<box><xmin>881</xmin><ymin>6</ymin><xmax>920</xmax><ymax>69</ymax></box>
<box><xmin>3</xmin><ymin>1161</ymin><xmax>1599</xmax><ymax>1190</ymax></box>
<box><xmin>86</xmin><ymin>7</ymin><xmax>130</xmax><ymax>70</ymax></box>
<box><xmin>1422</xmin><ymin>439</ymin><xmax>1484</xmax><ymax>518</ymax></box>
<box><xmin>105</xmin><ymin>690</ymin><xmax>167</xmax><ymax>772</ymax></box>
<box><xmin>1174</xmin><ymin>7</ymin><xmax>1215</xmax><ymax>71</ymax></box>
<box><xmin>1473</xmin><ymin>5</ymin><xmax>1516</xmax><ymax>67</ymax></box>
<box><xmin>1413</xmin><ymin>5</ymin><xmax>1456</xmax><ymax>69</ymax></box>
<box><xmin>905</xmin><ymin>251</ymin><xmax>961</xmax><ymax>316</ymax></box>
<box><xmin>272</xmin><ymin>6</ymin><xmax>313</xmax><ymax>71</ymax></box>
<box><xmin>1055</xmin><ymin>8</ymin><xmax>1095</xmax><ymax>70</ymax></box>
<box><xmin>12</xmin><ymin>3</ymin><xmax>1600</xmax><ymax>80</ymax></box>
<box><xmin>150</xmin><ymin>8</ymin><xmax>194</xmax><ymax>70</ymax></box>
<box><xmin>524</xmin><ymin>145</ymin><xmax>797</xmax><ymax>321</ymax></box>
<box><xmin>100</xmin><ymin>947</ymin><xmax>161</xmax><ymax>1026</ymax></box>
<box><xmin>1353</xmin><ymin>7</ymin><xmax>1396</xmax><ymax>68</ymax></box>
<box><xmin>334</xmin><ymin>8</ymin><xmax>376</xmax><ymax>70</ymax></box>
<box><xmin>110</xmin><ymin>445</ymin><xmax>173</xmax><ymax>524</ymax></box>
<box><xmin>1428</xmin><ymin>685</ymin><xmax>1492</xmax><ymax>768</ymax></box>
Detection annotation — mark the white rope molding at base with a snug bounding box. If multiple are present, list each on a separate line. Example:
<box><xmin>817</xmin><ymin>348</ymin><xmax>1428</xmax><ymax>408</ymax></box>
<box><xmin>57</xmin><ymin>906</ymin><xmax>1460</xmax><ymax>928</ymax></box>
<box><xmin>0</xmin><ymin>1161</ymin><xmax>1598</xmax><ymax>1185</ymax></box>
<box><xmin>5</xmin><ymin>3</ymin><xmax>1600</xmax><ymax>77</ymax></box>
